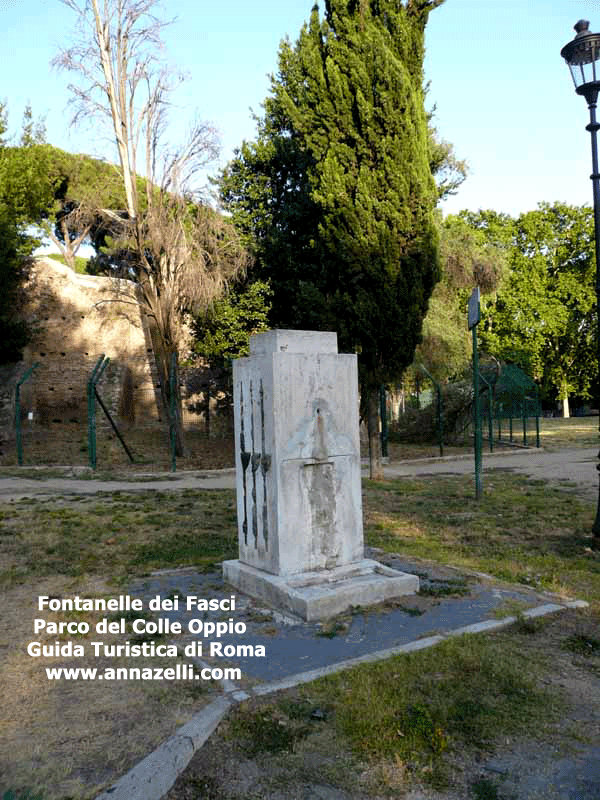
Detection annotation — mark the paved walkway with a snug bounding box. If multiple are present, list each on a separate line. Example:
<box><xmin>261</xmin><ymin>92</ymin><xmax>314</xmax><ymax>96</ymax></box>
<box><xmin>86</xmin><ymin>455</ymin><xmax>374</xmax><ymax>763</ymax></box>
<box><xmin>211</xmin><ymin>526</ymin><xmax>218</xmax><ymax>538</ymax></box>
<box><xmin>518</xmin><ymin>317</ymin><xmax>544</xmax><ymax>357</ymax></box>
<box><xmin>0</xmin><ymin>446</ymin><xmax>597</xmax><ymax>502</ymax></box>
<box><xmin>383</xmin><ymin>446</ymin><xmax>600</xmax><ymax>501</ymax></box>
<box><xmin>0</xmin><ymin>468</ymin><xmax>237</xmax><ymax>502</ymax></box>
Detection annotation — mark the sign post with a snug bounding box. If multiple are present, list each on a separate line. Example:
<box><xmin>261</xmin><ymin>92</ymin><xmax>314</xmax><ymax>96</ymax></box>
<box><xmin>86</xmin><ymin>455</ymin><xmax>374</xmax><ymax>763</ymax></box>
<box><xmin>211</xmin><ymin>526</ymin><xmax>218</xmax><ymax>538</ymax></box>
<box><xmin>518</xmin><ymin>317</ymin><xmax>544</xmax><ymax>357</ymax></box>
<box><xmin>468</xmin><ymin>288</ymin><xmax>483</xmax><ymax>500</ymax></box>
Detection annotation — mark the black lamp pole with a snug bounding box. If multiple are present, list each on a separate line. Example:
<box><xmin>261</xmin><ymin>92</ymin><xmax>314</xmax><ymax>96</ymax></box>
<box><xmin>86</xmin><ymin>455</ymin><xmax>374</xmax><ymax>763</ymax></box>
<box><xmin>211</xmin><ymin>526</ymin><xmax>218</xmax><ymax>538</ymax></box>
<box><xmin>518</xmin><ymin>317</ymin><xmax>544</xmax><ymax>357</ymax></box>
<box><xmin>588</xmin><ymin>99</ymin><xmax>600</xmax><ymax>543</ymax></box>
<box><xmin>562</xmin><ymin>20</ymin><xmax>600</xmax><ymax>544</ymax></box>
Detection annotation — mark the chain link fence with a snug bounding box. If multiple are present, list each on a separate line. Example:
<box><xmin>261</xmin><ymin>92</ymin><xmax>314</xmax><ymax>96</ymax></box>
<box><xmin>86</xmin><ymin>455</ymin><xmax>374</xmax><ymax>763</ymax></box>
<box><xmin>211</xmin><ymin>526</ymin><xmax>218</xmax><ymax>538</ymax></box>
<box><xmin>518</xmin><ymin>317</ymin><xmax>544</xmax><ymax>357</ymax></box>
<box><xmin>386</xmin><ymin>363</ymin><xmax>540</xmax><ymax>452</ymax></box>
<box><xmin>1</xmin><ymin>357</ymin><xmax>235</xmax><ymax>471</ymax></box>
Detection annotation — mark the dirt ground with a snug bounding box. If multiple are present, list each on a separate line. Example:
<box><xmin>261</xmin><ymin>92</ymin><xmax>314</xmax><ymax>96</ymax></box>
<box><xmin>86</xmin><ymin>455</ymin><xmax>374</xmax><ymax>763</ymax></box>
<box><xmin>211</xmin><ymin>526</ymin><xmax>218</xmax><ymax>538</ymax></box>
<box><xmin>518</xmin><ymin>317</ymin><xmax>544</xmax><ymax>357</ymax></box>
<box><xmin>0</xmin><ymin>576</ymin><xmax>219</xmax><ymax>799</ymax></box>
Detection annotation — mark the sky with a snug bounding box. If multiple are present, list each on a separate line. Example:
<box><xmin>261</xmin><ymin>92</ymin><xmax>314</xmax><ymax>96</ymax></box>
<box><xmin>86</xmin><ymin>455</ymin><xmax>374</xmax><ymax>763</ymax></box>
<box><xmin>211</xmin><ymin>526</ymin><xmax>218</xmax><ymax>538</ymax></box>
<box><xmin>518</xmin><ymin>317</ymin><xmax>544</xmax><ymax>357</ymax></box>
<box><xmin>1</xmin><ymin>0</ymin><xmax>600</xmax><ymax>220</ymax></box>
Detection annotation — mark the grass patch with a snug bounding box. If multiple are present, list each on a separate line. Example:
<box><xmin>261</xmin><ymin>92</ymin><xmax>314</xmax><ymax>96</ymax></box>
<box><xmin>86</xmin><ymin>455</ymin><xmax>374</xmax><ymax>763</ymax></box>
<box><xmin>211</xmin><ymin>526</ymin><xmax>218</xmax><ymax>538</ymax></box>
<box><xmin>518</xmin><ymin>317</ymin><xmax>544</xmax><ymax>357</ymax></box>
<box><xmin>470</xmin><ymin>777</ymin><xmax>502</xmax><ymax>800</ymax></box>
<box><xmin>227</xmin><ymin>705</ymin><xmax>311</xmax><ymax>756</ymax></box>
<box><xmin>364</xmin><ymin>471</ymin><xmax>598</xmax><ymax>609</ymax></box>
<box><xmin>1</xmin><ymin>434</ymin><xmax>596</xmax><ymax>798</ymax></box>
<box><xmin>538</xmin><ymin>416</ymin><xmax>599</xmax><ymax>451</ymax></box>
<box><xmin>2</xmin><ymin>792</ymin><xmax>47</xmax><ymax>800</ymax></box>
<box><xmin>0</xmin><ymin>489</ymin><xmax>237</xmax><ymax>587</ymax></box>
<box><xmin>384</xmin><ymin>416</ymin><xmax>598</xmax><ymax>459</ymax></box>
<box><xmin>510</xmin><ymin>612</ymin><xmax>545</xmax><ymax>635</ymax></box>
<box><xmin>316</xmin><ymin>620</ymin><xmax>349</xmax><ymax>638</ymax></box>
<box><xmin>45</xmin><ymin>251</ymin><xmax>89</xmax><ymax>274</ymax></box>
<box><xmin>301</xmin><ymin>633</ymin><xmax>558</xmax><ymax>786</ymax></box>
<box><xmin>418</xmin><ymin>577</ymin><xmax>470</xmax><ymax>597</ymax></box>
<box><xmin>562</xmin><ymin>633</ymin><xmax>600</xmax><ymax>655</ymax></box>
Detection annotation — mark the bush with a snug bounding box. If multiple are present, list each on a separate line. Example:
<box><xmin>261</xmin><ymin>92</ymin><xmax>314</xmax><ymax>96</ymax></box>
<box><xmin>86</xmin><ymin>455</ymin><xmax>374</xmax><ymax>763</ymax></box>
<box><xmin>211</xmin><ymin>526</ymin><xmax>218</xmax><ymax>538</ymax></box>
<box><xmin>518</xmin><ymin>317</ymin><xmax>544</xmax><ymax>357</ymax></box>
<box><xmin>389</xmin><ymin>381</ymin><xmax>473</xmax><ymax>445</ymax></box>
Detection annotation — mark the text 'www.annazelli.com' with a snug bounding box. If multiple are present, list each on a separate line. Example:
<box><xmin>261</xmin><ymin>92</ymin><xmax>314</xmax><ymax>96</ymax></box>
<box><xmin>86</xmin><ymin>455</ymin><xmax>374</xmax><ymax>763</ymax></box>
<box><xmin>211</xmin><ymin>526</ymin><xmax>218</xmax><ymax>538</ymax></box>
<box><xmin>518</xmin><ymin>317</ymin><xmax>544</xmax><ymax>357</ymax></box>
<box><xmin>44</xmin><ymin>664</ymin><xmax>241</xmax><ymax>681</ymax></box>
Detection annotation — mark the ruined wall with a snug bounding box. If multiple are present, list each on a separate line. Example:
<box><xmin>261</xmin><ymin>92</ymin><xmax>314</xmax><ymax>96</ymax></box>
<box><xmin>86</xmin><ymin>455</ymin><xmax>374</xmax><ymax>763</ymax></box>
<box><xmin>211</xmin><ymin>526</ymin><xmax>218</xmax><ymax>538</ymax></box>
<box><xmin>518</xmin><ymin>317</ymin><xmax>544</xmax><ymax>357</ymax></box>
<box><xmin>17</xmin><ymin>257</ymin><xmax>159</xmax><ymax>426</ymax></box>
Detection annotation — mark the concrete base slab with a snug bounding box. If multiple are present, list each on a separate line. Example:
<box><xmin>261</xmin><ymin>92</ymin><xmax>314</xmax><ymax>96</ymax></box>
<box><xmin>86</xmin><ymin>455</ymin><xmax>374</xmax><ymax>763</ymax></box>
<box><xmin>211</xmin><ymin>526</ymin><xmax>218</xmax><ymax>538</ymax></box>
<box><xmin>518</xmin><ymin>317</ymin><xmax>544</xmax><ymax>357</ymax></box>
<box><xmin>222</xmin><ymin>558</ymin><xmax>419</xmax><ymax>620</ymax></box>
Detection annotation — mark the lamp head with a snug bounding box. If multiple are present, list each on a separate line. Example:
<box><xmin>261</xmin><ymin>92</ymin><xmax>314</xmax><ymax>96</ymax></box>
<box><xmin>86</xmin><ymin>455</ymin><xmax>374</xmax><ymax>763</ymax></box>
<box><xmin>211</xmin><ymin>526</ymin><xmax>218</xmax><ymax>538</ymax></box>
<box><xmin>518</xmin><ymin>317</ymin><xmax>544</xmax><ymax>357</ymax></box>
<box><xmin>561</xmin><ymin>20</ymin><xmax>600</xmax><ymax>105</ymax></box>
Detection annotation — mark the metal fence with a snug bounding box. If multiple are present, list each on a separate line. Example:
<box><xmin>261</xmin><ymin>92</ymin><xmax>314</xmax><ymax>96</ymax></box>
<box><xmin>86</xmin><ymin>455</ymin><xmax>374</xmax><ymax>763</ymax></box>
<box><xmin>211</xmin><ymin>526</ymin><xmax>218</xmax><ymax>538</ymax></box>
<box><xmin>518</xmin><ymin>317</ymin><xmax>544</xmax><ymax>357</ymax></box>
<box><xmin>385</xmin><ymin>364</ymin><xmax>541</xmax><ymax>453</ymax></box>
<box><xmin>2</xmin><ymin>357</ymin><xmax>234</xmax><ymax>471</ymax></box>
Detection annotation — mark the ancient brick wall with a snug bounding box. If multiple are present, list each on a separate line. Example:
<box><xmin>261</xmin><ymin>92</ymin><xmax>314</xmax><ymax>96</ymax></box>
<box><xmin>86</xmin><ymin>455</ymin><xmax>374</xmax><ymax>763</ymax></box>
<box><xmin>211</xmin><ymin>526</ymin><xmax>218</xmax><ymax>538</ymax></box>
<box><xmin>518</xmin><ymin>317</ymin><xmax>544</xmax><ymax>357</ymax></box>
<box><xmin>17</xmin><ymin>257</ymin><xmax>159</xmax><ymax>426</ymax></box>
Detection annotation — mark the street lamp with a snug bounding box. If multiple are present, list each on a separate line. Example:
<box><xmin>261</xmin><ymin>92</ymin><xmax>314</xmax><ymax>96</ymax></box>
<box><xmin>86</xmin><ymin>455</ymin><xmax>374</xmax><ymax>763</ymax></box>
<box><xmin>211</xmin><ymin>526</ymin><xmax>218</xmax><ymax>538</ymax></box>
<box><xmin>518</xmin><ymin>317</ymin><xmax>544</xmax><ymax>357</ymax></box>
<box><xmin>562</xmin><ymin>20</ymin><xmax>600</xmax><ymax>545</ymax></box>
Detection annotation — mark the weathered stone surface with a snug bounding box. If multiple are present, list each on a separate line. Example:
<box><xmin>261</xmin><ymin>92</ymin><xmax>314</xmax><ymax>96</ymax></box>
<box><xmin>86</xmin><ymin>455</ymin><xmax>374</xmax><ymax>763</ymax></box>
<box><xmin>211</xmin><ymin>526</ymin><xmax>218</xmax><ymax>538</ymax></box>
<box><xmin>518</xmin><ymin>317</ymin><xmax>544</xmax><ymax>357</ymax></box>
<box><xmin>223</xmin><ymin>557</ymin><xmax>419</xmax><ymax>621</ymax></box>
<box><xmin>230</xmin><ymin>329</ymin><xmax>363</xmax><ymax>577</ymax></box>
<box><xmin>17</xmin><ymin>257</ymin><xmax>158</xmax><ymax>424</ymax></box>
<box><xmin>224</xmin><ymin>329</ymin><xmax>418</xmax><ymax>619</ymax></box>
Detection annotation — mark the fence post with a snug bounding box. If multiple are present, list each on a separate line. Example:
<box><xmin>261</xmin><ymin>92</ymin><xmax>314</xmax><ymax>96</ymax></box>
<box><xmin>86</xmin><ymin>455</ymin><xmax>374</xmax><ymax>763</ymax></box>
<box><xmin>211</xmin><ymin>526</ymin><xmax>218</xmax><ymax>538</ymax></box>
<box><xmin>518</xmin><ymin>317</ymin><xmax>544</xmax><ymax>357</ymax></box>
<box><xmin>87</xmin><ymin>355</ymin><xmax>108</xmax><ymax>469</ymax></box>
<box><xmin>169</xmin><ymin>353</ymin><xmax>177</xmax><ymax>473</ymax></box>
<box><xmin>15</xmin><ymin>363</ymin><xmax>40</xmax><ymax>466</ymax></box>
<box><xmin>535</xmin><ymin>388</ymin><xmax>540</xmax><ymax>448</ymax></box>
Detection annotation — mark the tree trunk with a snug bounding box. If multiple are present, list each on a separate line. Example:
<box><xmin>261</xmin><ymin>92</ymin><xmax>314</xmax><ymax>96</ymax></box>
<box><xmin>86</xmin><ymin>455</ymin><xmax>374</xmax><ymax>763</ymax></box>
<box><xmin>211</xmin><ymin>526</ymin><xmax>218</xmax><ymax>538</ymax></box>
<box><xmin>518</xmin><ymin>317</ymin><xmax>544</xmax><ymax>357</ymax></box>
<box><xmin>367</xmin><ymin>388</ymin><xmax>384</xmax><ymax>480</ymax></box>
<box><xmin>149</xmin><ymin>329</ymin><xmax>185</xmax><ymax>457</ymax></box>
<box><xmin>60</xmin><ymin>218</ymin><xmax>77</xmax><ymax>269</ymax></box>
<box><xmin>559</xmin><ymin>377</ymin><xmax>570</xmax><ymax>419</ymax></box>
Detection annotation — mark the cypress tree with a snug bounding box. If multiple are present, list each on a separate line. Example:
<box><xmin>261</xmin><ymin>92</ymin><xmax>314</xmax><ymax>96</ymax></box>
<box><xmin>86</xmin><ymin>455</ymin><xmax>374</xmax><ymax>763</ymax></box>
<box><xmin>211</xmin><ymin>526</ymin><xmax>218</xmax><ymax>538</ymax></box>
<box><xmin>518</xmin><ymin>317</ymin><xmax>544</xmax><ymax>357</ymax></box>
<box><xmin>221</xmin><ymin>0</ymin><xmax>442</xmax><ymax>476</ymax></box>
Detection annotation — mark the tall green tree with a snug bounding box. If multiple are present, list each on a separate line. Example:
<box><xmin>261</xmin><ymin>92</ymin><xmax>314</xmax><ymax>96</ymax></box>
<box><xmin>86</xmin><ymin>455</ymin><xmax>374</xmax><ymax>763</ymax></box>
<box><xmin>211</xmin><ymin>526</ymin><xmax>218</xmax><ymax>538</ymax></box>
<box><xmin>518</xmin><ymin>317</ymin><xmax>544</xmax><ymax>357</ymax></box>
<box><xmin>474</xmin><ymin>203</ymin><xmax>596</xmax><ymax>415</ymax></box>
<box><xmin>0</xmin><ymin>103</ymin><xmax>53</xmax><ymax>363</ymax></box>
<box><xmin>221</xmin><ymin>0</ymin><xmax>442</xmax><ymax>476</ymax></box>
<box><xmin>414</xmin><ymin>212</ymin><xmax>507</xmax><ymax>381</ymax></box>
<box><xmin>192</xmin><ymin>279</ymin><xmax>272</xmax><ymax>367</ymax></box>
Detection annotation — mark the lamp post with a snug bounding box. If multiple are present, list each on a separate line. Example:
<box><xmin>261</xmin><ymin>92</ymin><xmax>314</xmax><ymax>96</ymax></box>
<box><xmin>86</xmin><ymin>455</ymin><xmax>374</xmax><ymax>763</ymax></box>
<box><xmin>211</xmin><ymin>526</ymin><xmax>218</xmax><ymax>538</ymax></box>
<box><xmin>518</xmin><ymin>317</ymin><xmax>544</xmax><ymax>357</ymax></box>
<box><xmin>562</xmin><ymin>20</ymin><xmax>600</xmax><ymax>545</ymax></box>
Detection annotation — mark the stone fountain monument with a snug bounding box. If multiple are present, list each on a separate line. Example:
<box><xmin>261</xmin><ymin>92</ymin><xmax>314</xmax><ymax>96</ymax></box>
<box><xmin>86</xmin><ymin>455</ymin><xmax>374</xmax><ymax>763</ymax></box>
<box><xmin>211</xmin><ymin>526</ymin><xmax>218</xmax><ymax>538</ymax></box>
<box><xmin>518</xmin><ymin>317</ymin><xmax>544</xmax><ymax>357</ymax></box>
<box><xmin>222</xmin><ymin>330</ymin><xmax>418</xmax><ymax>620</ymax></box>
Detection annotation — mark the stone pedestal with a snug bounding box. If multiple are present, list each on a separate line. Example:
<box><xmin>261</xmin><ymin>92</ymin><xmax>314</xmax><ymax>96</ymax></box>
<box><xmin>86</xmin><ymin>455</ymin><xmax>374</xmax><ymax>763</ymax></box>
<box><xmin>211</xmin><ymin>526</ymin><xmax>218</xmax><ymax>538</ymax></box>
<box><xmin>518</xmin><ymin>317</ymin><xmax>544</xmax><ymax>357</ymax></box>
<box><xmin>223</xmin><ymin>330</ymin><xmax>418</xmax><ymax>620</ymax></box>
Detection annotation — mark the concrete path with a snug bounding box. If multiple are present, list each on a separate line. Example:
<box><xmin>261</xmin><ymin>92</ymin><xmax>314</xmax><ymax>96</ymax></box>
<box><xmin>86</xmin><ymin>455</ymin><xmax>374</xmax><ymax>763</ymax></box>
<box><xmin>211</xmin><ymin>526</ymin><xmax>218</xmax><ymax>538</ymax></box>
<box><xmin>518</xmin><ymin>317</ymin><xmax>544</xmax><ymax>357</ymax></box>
<box><xmin>0</xmin><ymin>468</ymin><xmax>237</xmax><ymax>502</ymax></box>
<box><xmin>382</xmin><ymin>446</ymin><xmax>600</xmax><ymax>501</ymax></box>
<box><xmin>0</xmin><ymin>447</ymin><xmax>597</xmax><ymax>502</ymax></box>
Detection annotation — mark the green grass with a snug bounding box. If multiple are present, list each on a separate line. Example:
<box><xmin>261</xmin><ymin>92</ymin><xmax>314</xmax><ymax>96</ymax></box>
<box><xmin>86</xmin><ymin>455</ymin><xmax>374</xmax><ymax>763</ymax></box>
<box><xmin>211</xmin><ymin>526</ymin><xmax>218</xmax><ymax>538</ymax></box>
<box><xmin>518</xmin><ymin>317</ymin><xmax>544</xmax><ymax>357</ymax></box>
<box><xmin>1</xmin><ymin>466</ymin><xmax>596</xmax><ymax>605</ymax></box>
<box><xmin>227</xmin><ymin>705</ymin><xmax>311</xmax><ymax>756</ymax></box>
<box><xmin>364</xmin><ymin>471</ymin><xmax>599</xmax><ymax>608</ymax></box>
<box><xmin>1</xmin><ymin>791</ymin><xmax>47</xmax><ymax>800</ymax></box>
<box><xmin>539</xmin><ymin>416</ymin><xmax>599</xmax><ymax>451</ymax></box>
<box><xmin>313</xmin><ymin>636</ymin><xmax>553</xmax><ymax>756</ymax></box>
<box><xmin>0</xmin><ymin>466</ymin><xmax>183</xmax><ymax>481</ymax></box>
<box><xmin>470</xmin><ymin>777</ymin><xmax>502</xmax><ymax>800</ymax></box>
<box><xmin>386</xmin><ymin>414</ymin><xmax>598</xmax><ymax>458</ymax></box>
<box><xmin>45</xmin><ymin>251</ymin><xmax>89</xmax><ymax>275</ymax></box>
<box><xmin>249</xmin><ymin>633</ymin><xmax>559</xmax><ymax>790</ymax></box>
<box><xmin>0</xmin><ymin>488</ymin><xmax>237</xmax><ymax>587</ymax></box>
<box><xmin>562</xmin><ymin>633</ymin><xmax>600</xmax><ymax>655</ymax></box>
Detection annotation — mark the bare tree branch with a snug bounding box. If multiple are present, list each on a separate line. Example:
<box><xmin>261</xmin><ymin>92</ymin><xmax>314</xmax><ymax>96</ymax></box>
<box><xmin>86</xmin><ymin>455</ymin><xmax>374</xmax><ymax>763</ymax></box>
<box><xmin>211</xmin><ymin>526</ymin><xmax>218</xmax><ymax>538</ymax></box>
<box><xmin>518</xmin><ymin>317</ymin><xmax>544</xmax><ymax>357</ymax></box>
<box><xmin>54</xmin><ymin>0</ymin><xmax>248</xmax><ymax>454</ymax></box>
